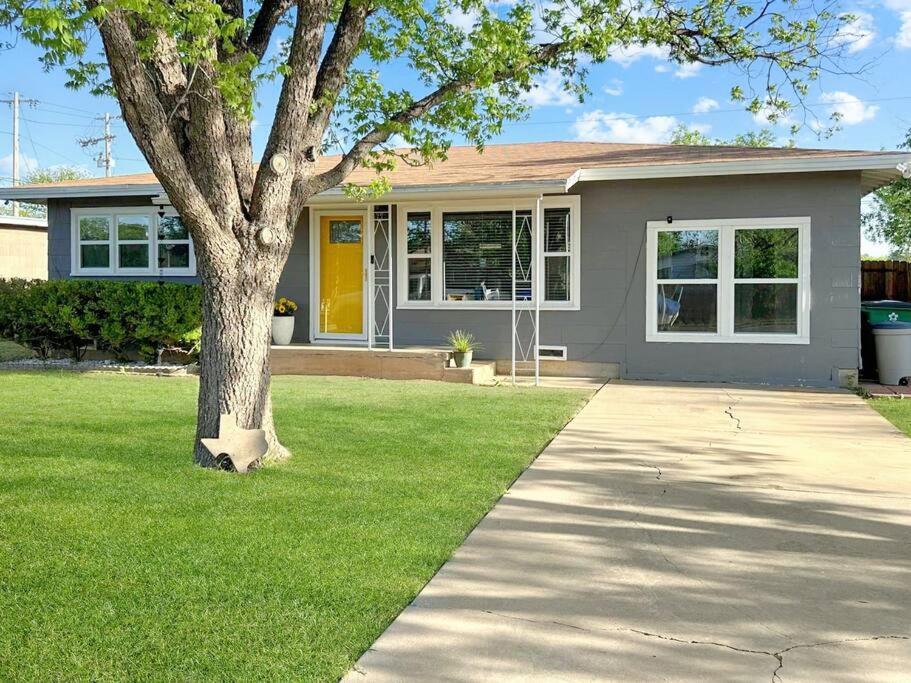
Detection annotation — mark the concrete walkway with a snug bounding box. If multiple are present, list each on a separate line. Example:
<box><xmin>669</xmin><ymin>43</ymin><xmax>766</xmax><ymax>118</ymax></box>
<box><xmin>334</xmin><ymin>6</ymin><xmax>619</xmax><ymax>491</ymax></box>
<box><xmin>345</xmin><ymin>382</ymin><xmax>911</xmax><ymax>682</ymax></box>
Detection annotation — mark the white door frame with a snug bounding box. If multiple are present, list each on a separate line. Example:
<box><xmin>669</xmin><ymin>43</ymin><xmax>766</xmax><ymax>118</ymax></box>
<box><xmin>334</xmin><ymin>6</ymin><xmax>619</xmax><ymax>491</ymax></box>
<box><xmin>309</xmin><ymin>206</ymin><xmax>370</xmax><ymax>343</ymax></box>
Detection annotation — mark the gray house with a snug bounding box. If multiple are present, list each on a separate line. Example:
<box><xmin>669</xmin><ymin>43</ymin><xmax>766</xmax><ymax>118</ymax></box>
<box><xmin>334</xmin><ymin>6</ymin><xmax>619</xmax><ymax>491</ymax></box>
<box><xmin>2</xmin><ymin>141</ymin><xmax>908</xmax><ymax>387</ymax></box>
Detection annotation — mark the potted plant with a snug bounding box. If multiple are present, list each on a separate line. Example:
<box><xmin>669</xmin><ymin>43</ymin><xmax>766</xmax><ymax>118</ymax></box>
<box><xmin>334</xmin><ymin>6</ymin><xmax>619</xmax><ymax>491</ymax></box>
<box><xmin>272</xmin><ymin>296</ymin><xmax>298</xmax><ymax>345</ymax></box>
<box><xmin>447</xmin><ymin>329</ymin><xmax>482</xmax><ymax>368</ymax></box>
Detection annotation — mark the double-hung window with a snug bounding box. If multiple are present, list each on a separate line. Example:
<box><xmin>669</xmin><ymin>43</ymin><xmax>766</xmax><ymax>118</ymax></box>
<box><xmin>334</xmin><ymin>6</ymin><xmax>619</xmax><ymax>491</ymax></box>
<box><xmin>72</xmin><ymin>207</ymin><xmax>196</xmax><ymax>276</ymax></box>
<box><xmin>396</xmin><ymin>196</ymin><xmax>580</xmax><ymax>309</ymax></box>
<box><xmin>405</xmin><ymin>211</ymin><xmax>432</xmax><ymax>301</ymax></box>
<box><xmin>646</xmin><ymin>217</ymin><xmax>810</xmax><ymax>344</ymax></box>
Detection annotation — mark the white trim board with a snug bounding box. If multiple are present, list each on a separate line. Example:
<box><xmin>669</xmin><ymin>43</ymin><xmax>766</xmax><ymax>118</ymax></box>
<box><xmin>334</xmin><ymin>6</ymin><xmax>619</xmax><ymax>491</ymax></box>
<box><xmin>70</xmin><ymin>206</ymin><xmax>196</xmax><ymax>277</ymax></box>
<box><xmin>645</xmin><ymin>216</ymin><xmax>811</xmax><ymax>345</ymax></box>
<box><xmin>566</xmin><ymin>153</ymin><xmax>911</xmax><ymax>191</ymax></box>
<box><xmin>309</xmin><ymin>207</ymin><xmax>370</xmax><ymax>343</ymax></box>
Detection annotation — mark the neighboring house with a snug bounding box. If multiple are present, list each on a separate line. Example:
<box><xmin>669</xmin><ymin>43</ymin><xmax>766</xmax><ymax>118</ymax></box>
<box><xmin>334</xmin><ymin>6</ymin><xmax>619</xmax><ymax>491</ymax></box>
<box><xmin>0</xmin><ymin>141</ymin><xmax>908</xmax><ymax>387</ymax></box>
<box><xmin>0</xmin><ymin>214</ymin><xmax>48</xmax><ymax>279</ymax></box>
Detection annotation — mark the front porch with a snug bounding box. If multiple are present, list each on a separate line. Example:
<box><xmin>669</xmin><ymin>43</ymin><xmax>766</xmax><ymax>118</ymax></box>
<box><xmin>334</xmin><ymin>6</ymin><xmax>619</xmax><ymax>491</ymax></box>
<box><xmin>270</xmin><ymin>343</ymin><xmax>497</xmax><ymax>385</ymax></box>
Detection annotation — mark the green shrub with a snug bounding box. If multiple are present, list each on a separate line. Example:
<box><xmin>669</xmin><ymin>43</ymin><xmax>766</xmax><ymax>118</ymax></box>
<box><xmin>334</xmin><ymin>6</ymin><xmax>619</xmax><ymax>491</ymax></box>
<box><xmin>0</xmin><ymin>279</ymin><xmax>201</xmax><ymax>363</ymax></box>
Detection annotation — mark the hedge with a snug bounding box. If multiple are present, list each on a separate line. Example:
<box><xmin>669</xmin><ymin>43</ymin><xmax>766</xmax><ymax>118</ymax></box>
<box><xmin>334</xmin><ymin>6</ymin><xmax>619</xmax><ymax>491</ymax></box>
<box><xmin>0</xmin><ymin>279</ymin><xmax>201</xmax><ymax>363</ymax></box>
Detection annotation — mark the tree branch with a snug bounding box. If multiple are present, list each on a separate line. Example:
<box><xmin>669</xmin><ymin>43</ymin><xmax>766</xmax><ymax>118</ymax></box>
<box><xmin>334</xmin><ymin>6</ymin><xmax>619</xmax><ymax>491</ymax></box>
<box><xmin>91</xmin><ymin>5</ymin><xmax>235</xmax><ymax>259</ymax></box>
<box><xmin>247</xmin><ymin>0</ymin><xmax>295</xmax><ymax>61</ymax></box>
<box><xmin>307</xmin><ymin>42</ymin><xmax>562</xmax><ymax>197</ymax></box>
<box><xmin>250</xmin><ymin>0</ymin><xmax>331</xmax><ymax>224</ymax></box>
<box><xmin>306</xmin><ymin>0</ymin><xmax>371</xmax><ymax>138</ymax></box>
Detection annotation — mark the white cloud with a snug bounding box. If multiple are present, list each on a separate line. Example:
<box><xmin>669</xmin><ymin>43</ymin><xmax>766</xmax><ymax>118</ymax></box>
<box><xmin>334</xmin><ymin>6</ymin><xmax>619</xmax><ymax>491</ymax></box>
<box><xmin>523</xmin><ymin>70</ymin><xmax>577</xmax><ymax>107</ymax></box>
<box><xmin>573</xmin><ymin>110</ymin><xmax>678</xmax><ymax>144</ymax></box>
<box><xmin>609</xmin><ymin>43</ymin><xmax>669</xmax><ymax>67</ymax></box>
<box><xmin>653</xmin><ymin>63</ymin><xmax>670</xmax><ymax>73</ymax></box>
<box><xmin>444</xmin><ymin>7</ymin><xmax>479</xmax><ymax>31</ymax></box>
<box><xmin>692</xmin><ymin>97</ymin><xmax>720</xmax><ymax>114</ymax></box>
<box><xmin>752</xmin><ymin>102</ymin><xmax>794</xmax><ymax>128</ymax></box>
<box><xmin>0</xmin><ymin>153</ymin><xmax>38</xmax><ymax>180</ymax></box>
<box><xmin>897</xmin><ymin>11</ymin><xmax>911</xmax><ymax>48</ymax></box>
<box><xmin>820</xmin><ymin>91</ymin><xmax>878</xmax><ymax>125</ymax></box>
<box><xmin>603</xmin><ymin>79</ymin><xmax>623</xmax><ymax>96</ymax></box>
<box><xmin>833</xmin><ymin>11</ymin><xmax>876</xmax><ymax>53</ymax></box>
<box><xmin>674</xmin><ymin>61</ymin><xmax>702</xmax><ymax>79</ymax></box>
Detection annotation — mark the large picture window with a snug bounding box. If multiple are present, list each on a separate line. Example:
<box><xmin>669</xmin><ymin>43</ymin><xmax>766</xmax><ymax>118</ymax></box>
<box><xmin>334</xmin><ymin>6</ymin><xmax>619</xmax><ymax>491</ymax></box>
<box><xmin>396</xmin><ymin>197</ymin><xmax>580</xmax><ymax>309</ymax></box>
<box><xmin>72</xmin><ymin>208</ymin><xmax>196</xmax><ymax>276</ymax></box>
<box><xmin>646</xmin><ymin>217</ymin><xmax>810</xmax><ymax>344</ymax></box>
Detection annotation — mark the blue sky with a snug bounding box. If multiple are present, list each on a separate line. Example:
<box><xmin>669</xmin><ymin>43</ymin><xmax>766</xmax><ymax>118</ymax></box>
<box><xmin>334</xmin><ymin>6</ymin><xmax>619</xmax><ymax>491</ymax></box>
<box><xmin>1</xmin><ymin>0</ymin><xmax>910</xmax><ymax>253</ymax></box>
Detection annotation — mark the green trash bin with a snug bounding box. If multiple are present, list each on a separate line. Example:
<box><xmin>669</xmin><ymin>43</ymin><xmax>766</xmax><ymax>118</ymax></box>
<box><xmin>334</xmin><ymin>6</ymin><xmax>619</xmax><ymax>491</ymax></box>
<box><xmin>861</xmin><ymin>300</ymin><xmax>911</xmax><ymax>380</ymax></box>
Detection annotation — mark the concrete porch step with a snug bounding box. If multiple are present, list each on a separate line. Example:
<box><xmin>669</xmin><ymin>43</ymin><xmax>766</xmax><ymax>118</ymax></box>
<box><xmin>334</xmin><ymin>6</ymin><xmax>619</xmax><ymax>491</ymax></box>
<box><xmin>270</xmin><ymin>344</ymin><xmax>494</xmax><ymax>385</ymax></box>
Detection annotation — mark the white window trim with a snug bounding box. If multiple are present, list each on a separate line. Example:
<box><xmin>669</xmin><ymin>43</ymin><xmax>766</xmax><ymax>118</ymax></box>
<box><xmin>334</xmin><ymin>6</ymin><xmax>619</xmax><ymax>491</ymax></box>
<box><xmin>71</xmin><ymin>207</ymin><xmax>196</xmax><ymax>277</ymax></box>
<box><xmin>395</xmin><ymin>195</ymin><xmax>581</xmax><ymax>311</ymax></box>
<box><xmin>645</xmin><ymin>216</ymin><xmax>810</xmax><ymax>345</ymax></box>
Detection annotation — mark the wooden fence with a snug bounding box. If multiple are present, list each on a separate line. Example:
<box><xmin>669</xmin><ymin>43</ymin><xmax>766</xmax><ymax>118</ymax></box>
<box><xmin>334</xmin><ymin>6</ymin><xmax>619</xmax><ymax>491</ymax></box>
<box><xmin>862</xmin><ymin>260</ymin><xmax>911</xmax><ymax>302</ymax></box>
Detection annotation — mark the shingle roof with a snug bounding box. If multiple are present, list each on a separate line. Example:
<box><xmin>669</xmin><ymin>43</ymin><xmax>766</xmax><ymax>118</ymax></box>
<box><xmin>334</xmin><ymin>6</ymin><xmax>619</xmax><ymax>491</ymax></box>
<box><xmin>4</xmin><ymin>140</ymin><xmax>905</xmax><ymax>194</ymax></box>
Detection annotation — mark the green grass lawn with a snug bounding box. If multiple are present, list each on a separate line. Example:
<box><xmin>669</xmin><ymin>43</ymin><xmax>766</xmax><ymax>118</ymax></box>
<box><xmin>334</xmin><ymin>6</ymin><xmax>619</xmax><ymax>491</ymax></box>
<box><xmin>0</xmin><ymin>340</ymin><xmax>31</xmax><ymax>362</ymax></box>
<box><xmin>868</xmin><ymin>397</ymin><xmax>911</xmax><ymax>436</ymax></box>
<box><xmin>0</xmin><ymin>372</ymin><xmax>588</xmax><ymax>681</ymax></box>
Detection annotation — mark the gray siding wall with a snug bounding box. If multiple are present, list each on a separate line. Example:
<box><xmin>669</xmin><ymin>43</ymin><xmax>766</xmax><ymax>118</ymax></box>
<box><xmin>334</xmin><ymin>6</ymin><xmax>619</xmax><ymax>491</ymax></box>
<box><xmin>47</xmin><ymin>196</ymin><xmax>200</xmax><ymax>283</ymax></box>
<box><xmin>277</xmin><ymin>210</ymin><xmax>311</xmax><ymax>342</ymax></box>
<box><xmin>389</xmin><ymin>172</ymin><xmax>862</xmax><ymax>386</ymax></box>
<box><xmin>47</xmin><ymin>171</ymin><xmax>862</xmax><ymax>385</ymax></box>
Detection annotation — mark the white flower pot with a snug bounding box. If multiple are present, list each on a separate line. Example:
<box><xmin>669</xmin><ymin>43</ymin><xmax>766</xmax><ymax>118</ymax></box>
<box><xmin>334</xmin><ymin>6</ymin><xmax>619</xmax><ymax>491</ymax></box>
<box><xmin>272</xmin><ymin>315</ymin><xmax>295</xmax><ymax>345</ymax></box>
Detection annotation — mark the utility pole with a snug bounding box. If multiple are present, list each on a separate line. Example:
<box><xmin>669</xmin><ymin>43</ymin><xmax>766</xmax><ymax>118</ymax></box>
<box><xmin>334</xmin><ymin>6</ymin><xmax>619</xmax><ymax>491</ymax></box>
<box><xmin>78</xmin><ymin>113</ymin><xmax>120</xmax><ymax>177</ymax></box>
<box><xmin>1</xmin><ymin>91</ymin><xmax>39</xmax><ymax>217</ymax></box>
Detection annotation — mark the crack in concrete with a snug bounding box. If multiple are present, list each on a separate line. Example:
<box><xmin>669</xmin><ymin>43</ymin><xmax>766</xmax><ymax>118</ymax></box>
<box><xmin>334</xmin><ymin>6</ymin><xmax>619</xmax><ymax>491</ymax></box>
<box><xmin>478</xmin><ymin>610</ymin><xmax>908</xmax><ymax>682</ymax></box>
<box><xmin>639</xmin><ymin>463</ymin><xmax>662</xmax><ymax>479</ymax></box>
<box><xmin>723</xmin><ymin>391</ymin><xmax>743</xmax><ymax>431</ymax></box>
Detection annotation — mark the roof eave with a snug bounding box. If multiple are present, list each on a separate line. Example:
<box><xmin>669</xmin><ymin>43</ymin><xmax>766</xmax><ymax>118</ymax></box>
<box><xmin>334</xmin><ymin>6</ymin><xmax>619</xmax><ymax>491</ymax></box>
<box><xmin>566</xmin><ymin>153</ymin><xmax>911</xmax><ymax>191</ymax></box>
<box><xmin>0</xmin><ymin>179</ymin><xmax>567</xmax><ymax>204</ymax></box>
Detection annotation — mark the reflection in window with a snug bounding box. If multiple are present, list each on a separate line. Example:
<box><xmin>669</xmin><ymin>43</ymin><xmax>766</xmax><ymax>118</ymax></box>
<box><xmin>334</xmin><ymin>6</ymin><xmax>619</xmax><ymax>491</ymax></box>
<box><xmin>158</xmin><ymin>215</ymin><xmax>192</xmax><ymax>270</ymax></box>
<box><xmin>329</xmin><ymin>220</ymin><xmax>361</xmax><ymax>244</ymax></box>
<box><xmin>544</xmin><ymin>207</ymin><xmax>571</xmax><ymax>302</ymax></box>
<box><xmin>657</xmin><ymin>230</ymin><xmax>719</xmax><ymax>279</ymax></box>
<box><xmin>406</xmin><ymin>212</ymin><xmax>431</xmax><ymax>254</ymax></box>
<box><xmin>657</xmin><ymin>283</ymin><xmax>718</xmax><ymax>332</ymax></box>
<box><xmin>735</xmin><ymin>228</ymin><xmax>798</xmax><ymax>279</ymax></box>
<box><xmin>734</xmin><ymin>283</ymin><xmax>798</xmax><ymax>334</ymax></box>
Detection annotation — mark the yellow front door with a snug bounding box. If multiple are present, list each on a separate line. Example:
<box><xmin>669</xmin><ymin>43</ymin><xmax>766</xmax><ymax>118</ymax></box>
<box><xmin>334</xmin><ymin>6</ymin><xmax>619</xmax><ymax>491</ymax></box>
<box><xmin>319</xmin><ymin>215</ymin><xmax>364</xmax><ymax>335</ymax></box>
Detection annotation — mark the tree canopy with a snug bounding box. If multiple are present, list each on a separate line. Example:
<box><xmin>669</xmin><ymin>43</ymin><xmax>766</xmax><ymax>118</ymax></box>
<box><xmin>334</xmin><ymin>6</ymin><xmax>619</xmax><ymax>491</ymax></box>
<box><xmin>1</xmin><ymin>165</ymin><xmax>90</xmax><ymax>218</ymax></box>
<box><xmin>669</xmin><ymin>124</ymin><xmax>781</xmax><ymax>148</ymax></box>
<box><xmin>863</xmin><ymin>128</ymin><xmax>911</xmax><ymax>258</ymax></box>
<box><xmin>1</xmin><ymin>0</ymin><xmax>852</xmax><ymax>210</ymax></box>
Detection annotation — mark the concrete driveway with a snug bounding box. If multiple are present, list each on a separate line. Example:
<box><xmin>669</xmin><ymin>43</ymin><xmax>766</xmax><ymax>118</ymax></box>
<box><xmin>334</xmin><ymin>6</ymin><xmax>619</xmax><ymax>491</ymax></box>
<box><xmin>346</xmin><ymin>382</ymin><xmax>911</xmax><ymax>682</ymax></box>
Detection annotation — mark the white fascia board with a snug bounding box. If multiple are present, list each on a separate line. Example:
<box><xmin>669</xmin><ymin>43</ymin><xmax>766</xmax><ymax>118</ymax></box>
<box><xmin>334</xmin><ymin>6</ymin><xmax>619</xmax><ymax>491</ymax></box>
<box><xmin>565</xmin><ymin>153</ymin><xmax>911</xmax><ymax>190</ymax></box>
<box><xmin>0</xmin><ymin>179</ymin><xmax>566</xmax><ymax>205</ymax></box>
<box><xmin>0</xmin><ymin>183</ymin><xmax>164</xmax><ymax>203</ymax></box>
<box><xmin>307</xmin><ymin>179</ymin><xmax>566</xmax><ymax>204</ymax></box>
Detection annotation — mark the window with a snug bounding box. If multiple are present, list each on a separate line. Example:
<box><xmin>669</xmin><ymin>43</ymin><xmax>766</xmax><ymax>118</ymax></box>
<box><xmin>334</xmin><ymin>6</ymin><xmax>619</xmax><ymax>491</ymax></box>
<box><xmin>442</xmin><ymin>210</ymin><xmax>530</xmax><ymax>302</ymax></box>
<box><xmin>117</xmin><ymin>214</ymin><xmax>151</xmax><ymax>270</ymax></box>
<box><xmin>543</xmin><ymin>207</ymin><xmax>571</xmax><ymax>302</ymax></box>
<box><xmin>77</xmin><ymin>215</ymin><xmax>112</xmax><ymax>271</ymax></box>
<box><xmin>157</xmin><ymin>215</ymin><xmax>193</xmax><ymax>271</ymax></box>
<box><xmin>329</xmin><ymin>220</ymin><xmax>361</xmax><ymax>244</ymax></box>
<box><xmin>72</xmin><ymin>208</ymin><xmax>196</xmax><ymax>276</ymax></box>
<box><xmin>396</xmin><ymin>196</ymin><xmax>580</xmax><ymax>309</ymax></box>
<box><xmin>405</xmin><ymin>211</ymin><xmax>431</xmax><ymax>301</ymax></box>
<box><xmin>646</xmin><ymin>217</ymin><xmax>810</xmax><ymax>344</ymax></box>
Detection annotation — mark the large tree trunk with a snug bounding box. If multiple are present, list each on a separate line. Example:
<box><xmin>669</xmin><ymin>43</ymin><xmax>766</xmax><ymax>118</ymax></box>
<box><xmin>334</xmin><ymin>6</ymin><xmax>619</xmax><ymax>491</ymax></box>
<box><xmin>192</xmin><ymin>232</ymin><xmax>291</xmax><ymax>468</ymax></box>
